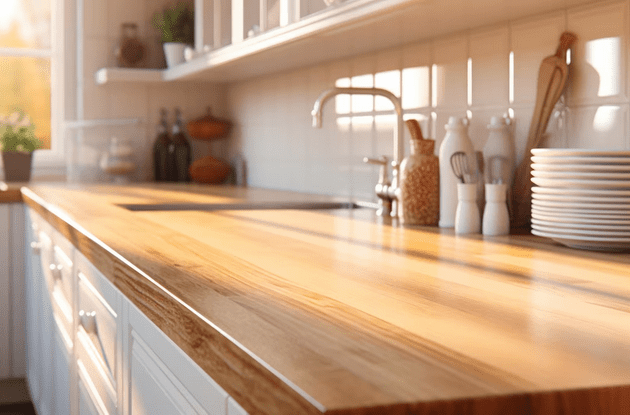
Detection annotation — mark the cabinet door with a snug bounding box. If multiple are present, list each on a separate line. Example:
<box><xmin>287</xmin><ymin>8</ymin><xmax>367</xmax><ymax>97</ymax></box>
<box><xmin>124</xmin><ymin>303</ymin><xmax>231</xmax><ymax>415</ymax></box>
<box><xmin>53</xmin><ymin>326</ymin><xmax>72</xmax><ymax>415</ymax></box>
<box><xmin>78</xmin><ymin>374</ymin><xmax>102</xmax><ymax>415</ymax></box>
<box><xmin>25</xmin><ymin>209</ymin><xmax>42</xmax><ymax>404</ymax></box>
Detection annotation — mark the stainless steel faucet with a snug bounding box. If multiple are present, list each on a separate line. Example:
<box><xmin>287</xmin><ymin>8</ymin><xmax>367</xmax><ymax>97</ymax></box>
<box><xmin>311</xmin><ymin>87</ymin><xmax>404</xmax><ymax>218</ymax></box>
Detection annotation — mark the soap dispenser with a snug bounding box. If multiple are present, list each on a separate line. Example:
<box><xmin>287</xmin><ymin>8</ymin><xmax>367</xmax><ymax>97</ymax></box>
<box><xmin>483</xmin><ymin>116</ymin><xmax>514</xmax><ymax>185</ymax></box>
<box><xmin>397</xmin><ymin>119</ymin><xmax>439</xmax><ymax>226</ymax></box>
<box><xmin>438</xmin><ymin>116</ymin><xmax>474</xmax><ymax>228</ymax></box>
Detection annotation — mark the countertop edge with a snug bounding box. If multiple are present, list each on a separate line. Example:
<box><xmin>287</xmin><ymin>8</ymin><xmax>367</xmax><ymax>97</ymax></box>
<box><xmin>20</xmin><ymin>187</ymin><xmax>327</xmax><ymax>415</ymax></box>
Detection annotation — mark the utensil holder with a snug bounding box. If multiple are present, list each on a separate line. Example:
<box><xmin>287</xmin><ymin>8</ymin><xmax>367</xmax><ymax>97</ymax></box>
<box><xmin>455</xmin><ymin>183</ymin><xmax>480</xmax><ymax>235</ymax></box>
<box><xmin>482</xmin><ymin>184</ymin><xmax>510</xmax><ymax>236</ymax></box>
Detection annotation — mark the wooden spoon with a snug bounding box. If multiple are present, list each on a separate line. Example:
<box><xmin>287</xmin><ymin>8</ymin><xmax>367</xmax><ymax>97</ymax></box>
<box><xmin>405</xmin><ymin>119</ymin><xmax>424</xmax><ymax>141</ymax></box>
<box><xmin>510</xmin><ymin>31</ymin><xmax>577</xmax><ymax>230</ymax></box>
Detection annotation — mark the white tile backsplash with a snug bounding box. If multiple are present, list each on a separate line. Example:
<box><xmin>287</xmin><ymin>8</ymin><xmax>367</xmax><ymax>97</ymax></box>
<box><xmin>77</xmin><ymin>0</ymin><xmax>630</xmax><ymax>192</ymax></box>
<box><xmin>225</xmin><ymin>0</ymin><xmax>630</xmax><ymax>200</ymax></box>
<box><xmin>469</xmin><ymin>26</ymin><xmax>509</xmax><ymax>108</ymax></box>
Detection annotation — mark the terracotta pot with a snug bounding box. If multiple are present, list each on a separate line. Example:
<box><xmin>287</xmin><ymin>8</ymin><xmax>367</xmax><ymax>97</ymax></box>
<box><xmin>186</xmin><ymin>108</ymin><xmax>232</xmax><ymax>140</ymax></box>
<box><xmin>2</xmin><ymin>152</ymin><xmax>33</xmax><ymax>182</ymax></box>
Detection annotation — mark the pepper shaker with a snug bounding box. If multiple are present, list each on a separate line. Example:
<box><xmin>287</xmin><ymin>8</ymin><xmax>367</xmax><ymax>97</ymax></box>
<box><xmin>482</xmin><ymin>183</ymin><xmax>510</xmax><ymax>236</ymax></box>
<box><xmin>455</xmin><ymin>183</ymin><xmax>481</xmax><ymax>235</ymax></box>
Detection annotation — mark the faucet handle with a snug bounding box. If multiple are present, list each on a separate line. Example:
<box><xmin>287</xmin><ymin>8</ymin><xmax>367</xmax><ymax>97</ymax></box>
<box><xmin>363</xmin><ymin>156</ymin><xmax>390</xmax><ymax>186</ymax></box>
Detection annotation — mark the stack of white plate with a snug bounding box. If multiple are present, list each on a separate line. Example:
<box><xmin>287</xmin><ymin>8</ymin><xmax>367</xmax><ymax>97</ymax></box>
<box><xmin>530</xmin><ymin>148</ymin><xmax>630</xmax><ymax>251</ymax></box>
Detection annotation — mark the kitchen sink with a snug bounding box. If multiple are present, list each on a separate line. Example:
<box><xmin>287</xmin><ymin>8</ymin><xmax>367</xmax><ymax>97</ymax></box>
<box><xmin>118</xmin><ymin>201</ymin><xmax>376</xmax><ymax>212</ymax></box>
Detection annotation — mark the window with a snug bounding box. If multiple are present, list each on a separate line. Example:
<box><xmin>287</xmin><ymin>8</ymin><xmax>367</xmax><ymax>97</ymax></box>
<box><xmin>0</xmin><ymin>0</ymin><xmax>52</xmax><ymax>149</ymax></box>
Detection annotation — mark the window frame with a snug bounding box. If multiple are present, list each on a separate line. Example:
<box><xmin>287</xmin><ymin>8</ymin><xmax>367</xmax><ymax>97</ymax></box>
<box><xmin>0</xmin><ymin>0</ymin><xmax>71</xmax><ymax>179</ymax></box>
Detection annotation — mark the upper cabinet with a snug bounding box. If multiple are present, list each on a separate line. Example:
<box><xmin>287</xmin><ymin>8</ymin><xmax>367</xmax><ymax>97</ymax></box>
<box><xmin>95</xmin><ymin>0</ymin><xmax>597</xmax><ymax>85</ymax></box>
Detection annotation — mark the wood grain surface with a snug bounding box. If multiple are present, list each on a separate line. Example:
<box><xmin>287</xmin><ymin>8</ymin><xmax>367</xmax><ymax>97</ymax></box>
<box><xmin>20</xmin><ymin>183</ymin><xmax>630</xmax><ymax>415</ymax></box>
<box><xmin>0</xmin><ymin>182</ymin><xmax>24</xmax><ymax>203</ymax></box>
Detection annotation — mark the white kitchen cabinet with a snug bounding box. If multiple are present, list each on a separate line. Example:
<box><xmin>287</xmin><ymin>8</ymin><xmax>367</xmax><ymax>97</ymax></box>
<box><xmin>26</xmin><ymin>208</ymin><xmax>76</xmax><ymax>415</ymax></box>
<box><xmin>0</xmin><ymin>204</ymin><xmax>26</xmax><ymax>380</ymax></box>
<box><xmin>74</xmin><ymin>249</ymin><xmax>123</xmax><ymax>415</ymax></box>
<box><xmin>24</xmin><ymin>206</ymin><xmax>248</xmax><ymax>415</ymax></box>
<box><xmin>95</xmin><ymin>0</ymin><xmax>595</xmax><ymax>84</ymax></box>
<box><xmin>124</xmin><ymin>301</ymin><xmax>232</xmax><ymax>415</ymax></box>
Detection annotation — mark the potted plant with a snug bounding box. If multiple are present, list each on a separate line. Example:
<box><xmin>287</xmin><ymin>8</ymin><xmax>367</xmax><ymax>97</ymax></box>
<box><xmin>0</xmin><ymin>110</ymin><xmax>42</xmax><ymax>182</ymax></box>
<box><xmin>152</xmin><ymin>2</ymin><xmax>194</xmax><ymax>68</ymax></box>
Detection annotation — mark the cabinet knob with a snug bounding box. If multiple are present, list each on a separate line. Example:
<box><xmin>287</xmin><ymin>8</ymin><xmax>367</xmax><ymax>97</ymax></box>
<box><xmin>49</xmin><ymin>263</ymin><xmax>62</xmax><ymax>280</ymax></box>
<box><xmin>79</xmin><ymin>310</ymin><xmax>97</xmax><ymax>333</ymax></box>
<box><xmin>30</xmin><ymin>241</ymin><xmax>41</xmax><ymax>255</ymax></box>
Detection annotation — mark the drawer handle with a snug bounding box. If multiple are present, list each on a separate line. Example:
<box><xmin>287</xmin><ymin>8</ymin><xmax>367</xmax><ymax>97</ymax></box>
<box><xmin>49</xmin><ymin>264</ymin><xmax>63</xmax><ymax>280</ymax></box>
<box><xmin>30</xmin><ymin>241</ymin><xmax>41</xmax><ymax>255</ymax></box>
<box><xmin>79</xmin><ymin>310</ymin><xmax>97</xmax><ymax>333</ymax></box>
<box><xmin>78</xmin><ymin>309</ymin><xmax>112</xmax><ymax>374</ymax></box>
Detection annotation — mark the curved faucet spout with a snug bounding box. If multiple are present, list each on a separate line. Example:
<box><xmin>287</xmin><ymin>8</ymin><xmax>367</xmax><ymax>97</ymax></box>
<box><xmin>311</xmin><ymin>87</ymin><xmax>404</xmax><ymax>165</ymax></box>
<box><xmin>311</xmin><ymin>87</ymin><xmax>405</xmax><ymax>218</ymax></box>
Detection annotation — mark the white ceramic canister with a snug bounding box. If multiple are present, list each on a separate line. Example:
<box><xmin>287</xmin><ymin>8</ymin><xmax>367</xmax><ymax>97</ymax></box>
<box><xmin>438</xmin><ymin>116</ymin><xmax>475</xmax><ymax>228</ymax></box>
<box><xmin>455</xmin><ymin>183</ymin><xmax>480</xmax><ymax>235</ymax></box>
<box><xmin>482</xmin><ymin>183</ymin><xmax>510</xmax><ymax>236</ymax></box>
<box><xmin>483</xmin><ymin>116</ymin><xmax>515</xmax><ymax>185</ymax></box>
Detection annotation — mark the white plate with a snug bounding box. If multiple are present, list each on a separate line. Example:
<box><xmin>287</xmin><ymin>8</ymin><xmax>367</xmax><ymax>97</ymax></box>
<box><xmin>531</xmin><ymin>177</ymin><xmax>630</xmax><ymax>189</ymax></box>
<box><xmin>531</xmin><ymin>229</ymin><xmax>630</xmax><ymax>251</ymax></box>
<box><xmin>531</xmin><ymin>163</ymin><xmax>630</xmax><ymax>172</ymax></box>
<box><xmin>531</xmin><ymin>193</ymin><xmax>630</xmax><ymax>203</ymax></box>
<box><xmin>531</xmin><ymin>207</ymin><xmax>630</xmax><ymax>219</ymax></box>
<box><xmin>532</xmin><ymin>218</ymin><xmax>630</xmax><ymax>231</ymax></box>
<box><xmin>531</xmin><ymin>149</ymin><xmax>630</xmax><ymax>157</ymax></box>
<box><xmin>531</xmin><ymin>223</ymin><xmax>630</xmax><ymax>237</ymax></box>
<box><xmin>532</xmin><ymin>187</ymin><xmax>630</xmax><ymax>196</ymax></box>
<box><xmin>532</xmin><ymin>199</ymin><xmax>630</xmax><ymax>210</ymax></box>
<box><xmin>531</xmin><ymin>156</ymin><xmax>630</xmax><ymax>165</ymax></box>
<box><xmin>531</xmin><ymin>212</ymin><xmax>630</xmax><ymax>225</ymax></box>
<box><xmin>531</xmin><ymin>170</ymin><xmax>630</xmax><ymax>180</ymax></box>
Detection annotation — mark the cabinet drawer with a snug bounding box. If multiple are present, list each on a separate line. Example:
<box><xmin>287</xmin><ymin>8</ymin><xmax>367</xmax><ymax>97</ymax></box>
<box><xmin>52</xmin><ymin>236</ymin><xmax>74</xmax><ymax>310</ymax></box>
<box><xmin>75</xmin><ymin>251</ymin><xmax>120</xmax><ymax>414</ymax></box>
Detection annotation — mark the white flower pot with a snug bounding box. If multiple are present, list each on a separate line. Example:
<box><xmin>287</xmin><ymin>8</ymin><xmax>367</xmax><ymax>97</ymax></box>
<box><xmin>163</xmin><ymin>42</ymin><xmax>187</xmax><ymax>68</ymax></box>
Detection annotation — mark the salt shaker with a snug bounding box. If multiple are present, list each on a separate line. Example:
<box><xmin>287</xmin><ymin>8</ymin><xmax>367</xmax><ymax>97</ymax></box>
<box><xmin>454</xmin><ymin>183</ymin><xmax>480</xmax><ymax>235</ymax></box>
<box><xmin>482</xmin><ymin>184</ymin><xmax>510</xmax><ymax>236</ymax></box>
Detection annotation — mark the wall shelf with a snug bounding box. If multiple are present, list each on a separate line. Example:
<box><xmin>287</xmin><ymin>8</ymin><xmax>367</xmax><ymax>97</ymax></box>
<box><xmin>94</xmin><ymin>0</ymin><xmax>595</xmax><ymax>86</ymax></box>
<box><xmin>94</xmin><ymin>68</ymin><xmax>164</xmax><ymax>85</ymax></box>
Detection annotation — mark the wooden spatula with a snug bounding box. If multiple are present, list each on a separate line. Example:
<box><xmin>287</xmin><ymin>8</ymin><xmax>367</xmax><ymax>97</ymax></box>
<box><xmin>510</xmin><ymin>32</ymin><xmax>577</xmax><ymax>230</ymax></box>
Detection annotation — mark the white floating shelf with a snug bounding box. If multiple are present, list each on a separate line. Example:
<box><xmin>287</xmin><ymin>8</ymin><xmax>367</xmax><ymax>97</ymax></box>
<box><xmin>64</xmin><ymin>118</ymin><xmax>144</xmax><ymax>129</ymax></box>
<box><xmin>95</xmin><ymin>68</ymin><xmax>164</xmax><ymax>85</ymax></box>
<box><xmin>95</xmin><ymin>0</ymin><xmax>595</xmax><ymax>85</ymax></box>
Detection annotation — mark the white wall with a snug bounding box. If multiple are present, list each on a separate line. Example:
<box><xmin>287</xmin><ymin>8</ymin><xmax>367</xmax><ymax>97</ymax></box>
<box><xmin>76</xmin><ymin>0</ymin><xmax>227</xmax><ymax>182</ymax></box>
<box><xmin>227</xmin><ymin>0</ymin><xmax>630</xmax><ymax>201</ymax></box>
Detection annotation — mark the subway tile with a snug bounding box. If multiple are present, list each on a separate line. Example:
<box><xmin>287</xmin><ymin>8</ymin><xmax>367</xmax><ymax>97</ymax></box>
<box><xmin>108</xmin><ymin>0</ymin><xmax>146</xmax><ymax>39</ymax></box>
<box><xmin>432</xmin><ymin>35</ymin><xmax>468</xmax><ymax>110</ymax></box>
<box><xmin>567</xmin><ymin>1</ymin><xmax>628</xmax><ymax>106</ymax></box>
<box><xmin>469</xmin><ymin>26</ymin><xmax>509</xmax><ymax>108</ymax></box>
<box><xmin>468</xmin><ymin>108</ymin><xmax>510</xmax><ymax>151</ymax></box>
<box><xmin>306</xmin><ymin>161</ymin><xmax>352</xmax><ymax>197</ymax></box>
<box><xmin>510</xmin><ymin>13</ymin><xmax>566</xmax><ymax>106</ymax></box>
<box><xmin>566</xmin><ymin>104</ymin><xmax>627</xmax><ymax>149</ymax></box>
<box><xmin>83</xmin><ymin>0</ymin><xmax>108</xmax><ymax>38</ymax></box>
<box><xmin>401</xmin><ymin>42</ymin><xmax>431</xmax><ymax>110</ymax></box>
<box><xmin>375</xmin><ymin>114</ymin><xmax>397</xmax><ymax>158</ymax></box>
<box><xmin>350</xmin><ymin>162</ymin><xmax>378</xmax><ymax>202</ymax></box>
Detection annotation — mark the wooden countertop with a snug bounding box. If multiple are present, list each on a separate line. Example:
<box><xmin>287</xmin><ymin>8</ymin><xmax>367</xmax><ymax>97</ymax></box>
<box><xmin>21</xmin><ymin>183</ymin><xmax>630</xmax><ymax>415</ymax></box>
<box><xmin>0</xmin><ymin>182</ymin><xmax>24</xmax><ymax>203</ymax></box>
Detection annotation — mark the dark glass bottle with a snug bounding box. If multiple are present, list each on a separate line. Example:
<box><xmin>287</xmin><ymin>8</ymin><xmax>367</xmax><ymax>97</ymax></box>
<box><xmin>172</xmin><ymin>108</ymin><xmax>192</xmax><ymax>182</ymax></box>
<box><xmin>153</xmin><ymin>108</ymin><xmax>176</xmax><ymax>181</ymax></box>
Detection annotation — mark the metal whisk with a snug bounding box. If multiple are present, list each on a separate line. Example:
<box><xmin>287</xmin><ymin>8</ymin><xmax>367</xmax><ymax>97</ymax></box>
<box><xmin>450</xmin><ymin>151</ymin><xmax>470</xmax><ymax>184</ymax></box>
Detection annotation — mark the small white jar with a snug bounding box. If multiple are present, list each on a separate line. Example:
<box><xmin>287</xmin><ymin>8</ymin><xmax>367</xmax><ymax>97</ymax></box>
<box><xmin>482</xmin><ymin>183</ymin><xmax>510</xmax><ymax>236</ymax></box>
